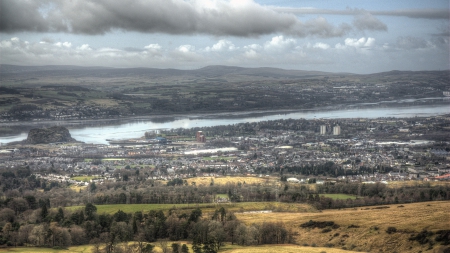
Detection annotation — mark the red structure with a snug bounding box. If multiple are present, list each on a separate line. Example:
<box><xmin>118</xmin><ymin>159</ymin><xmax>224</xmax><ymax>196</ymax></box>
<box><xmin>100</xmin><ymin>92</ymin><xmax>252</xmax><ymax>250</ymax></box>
<box><xmin>196</xmin><ymin>131</ymin><xmax>206</xmax><ymax>142</ymax></box>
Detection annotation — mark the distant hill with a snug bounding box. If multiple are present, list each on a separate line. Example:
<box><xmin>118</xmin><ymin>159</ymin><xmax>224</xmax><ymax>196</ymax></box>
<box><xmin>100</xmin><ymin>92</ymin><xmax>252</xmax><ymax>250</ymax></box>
<box><xmin>0</xmin><ymin>64</ymin><xmax>112</xmax><ymax>73</ymax></box>
<box><xmin>1</xmin><ymin>64</ymin><xmax>447</xmax><ymax>83</ymax></box>
<box><xmin>0</xmin><ymin>64</ymin><xmax>342</xmax><ymax>80</ymax></box>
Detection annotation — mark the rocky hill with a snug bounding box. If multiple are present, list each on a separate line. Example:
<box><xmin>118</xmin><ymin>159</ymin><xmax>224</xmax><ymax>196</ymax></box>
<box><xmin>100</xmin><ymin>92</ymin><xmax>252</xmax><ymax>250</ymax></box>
<box><xmin>26</xmin><ymin>126</ymin><xmax>76</xmax><ymax>144</ymax></box>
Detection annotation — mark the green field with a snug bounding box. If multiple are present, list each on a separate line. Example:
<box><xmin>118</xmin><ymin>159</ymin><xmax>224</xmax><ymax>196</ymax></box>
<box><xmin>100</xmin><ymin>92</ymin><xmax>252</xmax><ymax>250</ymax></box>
<box><xmin>320</xmin><ymin>194</ymin><xmax>357</xmax><ymax>200</ymax></box>
<box><xmin>215</xmin><ymin>194</ymin><xmax>229</xmax><ymax>199</ymax></box>
<box><xmin>66</xmin><ymin>202</ymin><xmax>316</xmax><ymax>215</ymax></box>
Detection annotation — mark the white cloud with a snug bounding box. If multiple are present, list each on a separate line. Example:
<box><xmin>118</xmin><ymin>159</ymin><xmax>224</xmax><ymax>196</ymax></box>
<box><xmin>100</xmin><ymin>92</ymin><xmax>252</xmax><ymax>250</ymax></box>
<box><xmin>0</xmin><ymin>36</ymin><xmax>448</xmax><ymax>73</ymax></box>
<box><xmin>243</xmin><ymin>49</ymin><xmax>259</xmax><ymax>59</ymax></box>
<box><xmin>264</xmin><ymin>35</ymin><xmax>296</xmax><ymax>51</ymax></box>
<box><xmin>177</xmin><ymin>45</ymin><xmax>195</xmax><ymax>53</ymax></box>
<box><xmin>313</xmin><ymin>42</ymin><xmax>330</xmax><ymax>50</ymax></box>
<box><xmin>205</xmin><ymin>40</ymin><xmax>237</xmax><ymax>52</ymax></box>
<box><xmin>336</xmin><ymin>37</ymin><xmax>375</xmax><ymax>49</ymax></box>
<box><xmin>77</xmin><ymin>44</ymin><xmax>91</xmax><ymax>51</ymax></box>
<box><xmin>54</xmin><ymin>41</ymin><xmax>72</xmax><ymax>48</ymax></box>
<box><xmin>244</xmin><ymin>44</ymin><xmax>262</xmax><ymax>51</ymax></box>
<box><xmin>144</xmin><ymin>44</ymin><xmax>162</xmax><ymax>50</ymax></box>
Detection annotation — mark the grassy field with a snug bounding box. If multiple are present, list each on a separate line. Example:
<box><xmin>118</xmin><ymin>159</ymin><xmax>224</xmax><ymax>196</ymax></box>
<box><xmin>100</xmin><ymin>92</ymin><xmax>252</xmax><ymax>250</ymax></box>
<box><xmin>0</xmin><ymin>245</ymin><xmax>94</xmax><ymax>253</ymax></box>
<box><xmin>69</xmin><ymin>185</ymin><xmax>87</xmax><ymax>192</ymax></box>
<box><xmin>0</xmin><ymin>242</ymin><xmax>359</xmax><ymax>253</ymax></box>
<box><xmin>216</xmin><ymin>193</ymin><xmax>229</xmax><ymax>199</ymax></box>
<box><xmin>66</xmin><ymin>202</ymin><xmax>317</xmax><ymax>215</ymax></box>
<box><xmin>236</xmin><ymin>201</ymin><xmax>450</xmax><ymax>253</ymax></box>
<box><xmin>187</xmin><ymin>176</ymin><xmax>275</xmax><ymax>186</ymax></box>
<box><xmin>319</xmin><ymin>194</ymin><xmax>357</xmax><ymax>200</ymax></box>
<box><xmin>220</xmin><ymin>244</ymin><xmax>359</xmax><ymax>253</ymax></box>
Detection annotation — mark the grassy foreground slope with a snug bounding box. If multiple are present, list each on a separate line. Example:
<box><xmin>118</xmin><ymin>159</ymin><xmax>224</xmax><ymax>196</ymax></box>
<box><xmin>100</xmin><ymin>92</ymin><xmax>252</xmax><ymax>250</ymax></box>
<box><xmin>236</xmin><ymin>201</ymin><xmax>450</xmax><ymax>253</ymax></box>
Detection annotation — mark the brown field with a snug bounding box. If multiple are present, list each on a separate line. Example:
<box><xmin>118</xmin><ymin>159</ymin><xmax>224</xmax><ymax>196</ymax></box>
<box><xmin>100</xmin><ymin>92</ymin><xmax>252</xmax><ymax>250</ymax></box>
<box><xmin>88</xmin><ymin>99</ymin><xmax>120</xmax><ymax>106</ymax></box>
<box><xmin>236</xmin><ymin>201</ymin><xmax>450</xmax><ymax>253</ymax></box>
<box><xmin>69</xmin><ymin>185</ymin><xmax>87</xmax><ymax>192</ymax></box>
<box><xmin>186</xmin><ymin>176</ymin><xmax>275</xmax><ymax>186</ymax></box>
<box><xmin>386</xmin><ymin>180</ymin><xmax>450</xmax><ymax>188</ymax></box>
<box><xmin>220</xmin><ymin>244</ymin><xmax>359</xmax><ymax>253</ymax></box>
<box><xmin>0</xmin><ymin>241</ymin><xmax>359</xmax><ymax>253</ymax></box>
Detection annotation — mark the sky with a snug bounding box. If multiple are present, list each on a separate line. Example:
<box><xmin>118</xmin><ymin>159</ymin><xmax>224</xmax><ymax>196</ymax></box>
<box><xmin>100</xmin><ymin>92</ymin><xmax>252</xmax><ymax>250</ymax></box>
<box><xmin>0</xmin><ymin>0</ymin><xmax>449</xmax><ymax>74</ymax></box>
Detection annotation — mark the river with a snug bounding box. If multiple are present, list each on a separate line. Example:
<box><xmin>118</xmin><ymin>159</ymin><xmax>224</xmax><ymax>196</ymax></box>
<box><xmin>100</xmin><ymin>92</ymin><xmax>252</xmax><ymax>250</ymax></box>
<box><xmin>1</xmin><ymin>103</ymin><xmax>449</xmax><ymax>145</ymax></box>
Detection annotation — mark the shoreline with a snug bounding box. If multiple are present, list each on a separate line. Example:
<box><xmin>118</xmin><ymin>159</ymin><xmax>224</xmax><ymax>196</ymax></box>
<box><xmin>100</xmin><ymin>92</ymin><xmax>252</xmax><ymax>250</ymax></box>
<box><xmin>1</xmin><ymin>97</ymin><xmax>448</xmax><ymax>128</ymax></box>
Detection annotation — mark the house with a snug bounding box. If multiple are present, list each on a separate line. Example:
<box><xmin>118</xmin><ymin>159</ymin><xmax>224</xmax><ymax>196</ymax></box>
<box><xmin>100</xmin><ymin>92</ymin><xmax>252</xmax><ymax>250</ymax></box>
<box><xmin>287</xmin><ymin>177</ymin><xmax>300</xmax><ymax>183</ymax></box>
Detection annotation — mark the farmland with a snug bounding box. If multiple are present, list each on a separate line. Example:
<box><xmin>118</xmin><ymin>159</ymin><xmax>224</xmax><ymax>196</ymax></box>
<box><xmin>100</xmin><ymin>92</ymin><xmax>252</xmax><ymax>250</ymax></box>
<box><xmin>319</xmin><ymin>194</ymin><xmax>357</xmax><ymax>200</ymax></box>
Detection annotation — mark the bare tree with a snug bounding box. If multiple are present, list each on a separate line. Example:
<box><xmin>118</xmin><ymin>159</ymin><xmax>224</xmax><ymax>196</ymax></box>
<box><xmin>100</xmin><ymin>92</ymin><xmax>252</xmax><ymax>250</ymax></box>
<box><xmin>158</xmin><ymin>238</ymin><xmax>171</xmax><ymax>253</ymax></box>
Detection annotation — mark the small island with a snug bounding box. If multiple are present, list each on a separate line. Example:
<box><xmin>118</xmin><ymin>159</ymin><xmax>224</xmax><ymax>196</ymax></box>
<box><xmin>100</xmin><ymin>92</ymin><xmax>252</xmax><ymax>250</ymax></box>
<box><xmin>26</xmin><ymin>126</ymin><xmax>76</xmax><ymax>144</ymax></box>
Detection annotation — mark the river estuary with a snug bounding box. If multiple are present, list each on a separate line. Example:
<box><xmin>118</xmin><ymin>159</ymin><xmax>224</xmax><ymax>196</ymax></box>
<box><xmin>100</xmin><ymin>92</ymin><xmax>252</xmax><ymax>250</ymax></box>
<box><xmin>1</xmin><ymin>103</ymin><xmax>449</xmax><ymax>145</ymax></box>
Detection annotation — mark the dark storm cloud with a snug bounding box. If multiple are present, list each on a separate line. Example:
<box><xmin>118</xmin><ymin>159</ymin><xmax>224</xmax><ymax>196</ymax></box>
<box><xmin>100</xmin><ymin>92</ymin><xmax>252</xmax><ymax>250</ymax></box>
<box><xmin>0</xmin><ymin>0</ymin><xmax>49</xmax><ymax>32</ymax></box>
<box><xmin>1</xmin><ymin>0</ymin><xmax>374</xmax><ymax>37</ymax></box>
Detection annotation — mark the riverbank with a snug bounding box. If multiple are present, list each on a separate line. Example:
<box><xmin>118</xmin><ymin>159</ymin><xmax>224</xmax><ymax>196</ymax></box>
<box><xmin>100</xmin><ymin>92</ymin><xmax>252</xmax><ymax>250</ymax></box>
<box><xmin>1</xmin><ymin>102</ymin><xmax>449</xmax><ymax>144</ymax></box>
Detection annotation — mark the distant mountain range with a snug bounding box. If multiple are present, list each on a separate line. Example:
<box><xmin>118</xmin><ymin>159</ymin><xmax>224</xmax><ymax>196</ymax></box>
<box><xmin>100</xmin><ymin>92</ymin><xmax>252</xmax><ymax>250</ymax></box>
<box><xmin>0</xmin><ymin>64</ymin><xmax>344</xmax><ymax>79</ymax></box>
<box><xmin>0</xmin><ymin>64</ymin><xmax>447</xmax><ymax>81</ymax></box>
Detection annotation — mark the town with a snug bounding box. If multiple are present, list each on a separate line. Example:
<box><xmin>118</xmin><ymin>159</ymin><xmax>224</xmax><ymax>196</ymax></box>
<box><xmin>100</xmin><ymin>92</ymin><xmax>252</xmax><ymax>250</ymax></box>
<box><xmin>2</xmin><ymin>115</ymin><xmax>449</xmax><ymax>188</ymax></box>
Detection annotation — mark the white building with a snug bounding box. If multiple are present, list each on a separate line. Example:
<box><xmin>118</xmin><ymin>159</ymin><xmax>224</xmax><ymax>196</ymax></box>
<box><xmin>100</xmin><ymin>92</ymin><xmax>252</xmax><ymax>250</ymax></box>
<box><xmin>287</xmin><ymin>178</ymin><xmax>300</xmax><ymax>183</ymax></box>
<box><xmin>320</xmin><ymin>125</ymin><xmax>327</xmax><ymax>135</ymax></box>
<box><xmin>333</xmin><ymin>125</ymin><xmax>341</xmax><ymax>135</ymax></box>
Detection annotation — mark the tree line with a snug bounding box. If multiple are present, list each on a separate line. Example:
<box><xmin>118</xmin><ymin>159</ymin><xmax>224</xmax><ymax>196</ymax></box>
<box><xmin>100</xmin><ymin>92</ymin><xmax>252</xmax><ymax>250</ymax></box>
<box><xmin>0</xmin><ymin>201</ymin><xmax>292</xmax><ymax>253</ymax></box>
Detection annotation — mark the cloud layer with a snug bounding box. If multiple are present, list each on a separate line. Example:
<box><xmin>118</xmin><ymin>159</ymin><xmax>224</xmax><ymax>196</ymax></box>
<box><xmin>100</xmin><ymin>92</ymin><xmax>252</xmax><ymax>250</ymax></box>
<box><xmin>1</xmin><ymin>35</ymin><xmax>447</xmax><ymax>73</ymax></box>
<box><xmin>275</xmin><ymin>7</ymin><xmax>450</xmax><ymax>20</ymax></box>
<box><xmin>1</xmin><ymin>0</ymin><xmax>387</xmax><ymax>37</ymax></box>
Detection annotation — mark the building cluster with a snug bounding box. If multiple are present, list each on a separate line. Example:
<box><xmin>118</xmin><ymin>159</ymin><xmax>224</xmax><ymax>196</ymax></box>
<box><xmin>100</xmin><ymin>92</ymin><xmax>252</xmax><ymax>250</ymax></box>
<box><xmin>1</xmin><ymin>115</ymin><xmax>449</xmax><ymax>186</ymax></box>
<box><xmin>320</xmin><ymin>125</ymin><xmax>340</xmax><ymax>135</ymax></box>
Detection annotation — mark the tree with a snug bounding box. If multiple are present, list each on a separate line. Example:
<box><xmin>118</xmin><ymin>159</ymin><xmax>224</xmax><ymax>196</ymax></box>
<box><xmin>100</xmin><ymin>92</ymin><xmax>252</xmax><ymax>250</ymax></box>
<box><xmin>2</xmin><ymin>223</ymin><xmax>12</xmax><ymax>242</ymax></box>
<box><xmin>55</xmin><ymin>207</ymin><xmax>65</xmax><ymax>222</ymax></box>
<box><xmin>207</xmin><ymin>221</ymin><xmax>226</xmax><ymax>252</ymax></box>
<box><xmin>172</xmin><ymin>243</ymin><xmax>181</xmax><ymax>253</ymax></box>
<box><xmin>85</xmin><ymin>203</ymin><xmax>97</xmax><ymax>220</ymax></box>
<box><xmin>192</xmin><ymin>238</ymin><xmax>202</xmax><ymax>253</ymax></box>
<box><xmin>18</xmin><ymin>224</ymin><xmax>34</xmax><ymax>245</ymax></box>
<box><xmin>29</xmin><ymin>224</ymin><xmax>47</xmax><ymax>246</ymax></box>
<box><xmin>189</xmin><ymin>208</ymin><xmax>202</xmax><ymax>223</ymax></box>
<box><xmin>181</xmin><ymin>244</ymin><xmax>189</xmax><ymax>253</ymax></box>
<box><xmin>69</xmin><ymin>225</ymin><xmax>87</xmax><ymax>245</ymax></box>
<box><xmin>40</xmin><ymin>205</ymin><xmax>48</xmax><ymax>220</ymax></box>
<box><xmin>90</xmin><ymin>182</ymin><xmax>97</xmax><ymax>192</ymax></box>
<box><xmin>224</xmin><ymin>220</ymin><xmax>240</xmax><ymax>245</ymax></box>
<box><xmin>90</xmin><ymin>238</ymin><xmax>102</xmax><ymax>253</ymax></box>
<box><xmin>158</xmin><ymin>239</ymin><xmax>170</xmax><ymax>253</ymax></box>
